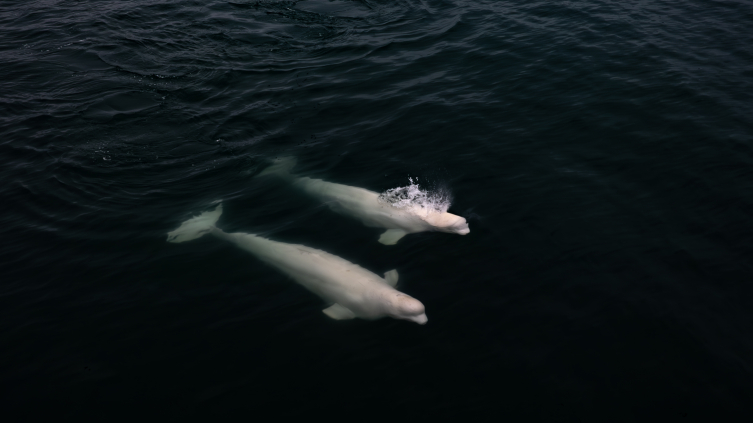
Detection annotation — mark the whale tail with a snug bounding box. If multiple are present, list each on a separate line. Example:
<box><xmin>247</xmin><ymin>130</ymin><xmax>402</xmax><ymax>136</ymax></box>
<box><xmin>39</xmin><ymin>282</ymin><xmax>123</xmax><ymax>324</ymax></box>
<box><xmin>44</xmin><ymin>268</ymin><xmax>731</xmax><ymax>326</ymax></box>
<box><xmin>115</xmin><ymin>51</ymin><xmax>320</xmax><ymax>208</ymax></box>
<box><xmin>167</xmin><ymin>202</ymin><xmax>223</xmax><ymax>243</ymax></box>
<box><xmin>256</xmin><ymin>156</ymin><xmax>297</xmax><ymax>180</ymax></box>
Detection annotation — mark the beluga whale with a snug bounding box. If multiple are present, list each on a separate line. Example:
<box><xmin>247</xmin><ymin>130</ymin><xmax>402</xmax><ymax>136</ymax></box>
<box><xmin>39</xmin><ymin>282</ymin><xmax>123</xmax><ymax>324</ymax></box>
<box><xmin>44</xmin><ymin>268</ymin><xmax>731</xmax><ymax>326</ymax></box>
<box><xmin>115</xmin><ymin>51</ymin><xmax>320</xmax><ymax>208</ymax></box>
<box><xmin>257</xmin><ymin>157</ymin><xmax>470</xmax><ymax>245</ymax></box>
<box><xmin>166</xmin><ymin>202</ymin><xmax>428</xmax><ymax>324</ymax></box>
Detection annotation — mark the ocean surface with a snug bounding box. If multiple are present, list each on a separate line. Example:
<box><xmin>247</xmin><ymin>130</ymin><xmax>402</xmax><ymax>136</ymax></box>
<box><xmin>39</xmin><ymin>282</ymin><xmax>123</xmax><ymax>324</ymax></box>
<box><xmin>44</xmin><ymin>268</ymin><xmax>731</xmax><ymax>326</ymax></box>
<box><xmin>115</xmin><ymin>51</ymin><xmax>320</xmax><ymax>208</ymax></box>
<box><xmin>2</xmin><ymin>0</ymin><xmax>752</xmax><ymax>419</ymax></box>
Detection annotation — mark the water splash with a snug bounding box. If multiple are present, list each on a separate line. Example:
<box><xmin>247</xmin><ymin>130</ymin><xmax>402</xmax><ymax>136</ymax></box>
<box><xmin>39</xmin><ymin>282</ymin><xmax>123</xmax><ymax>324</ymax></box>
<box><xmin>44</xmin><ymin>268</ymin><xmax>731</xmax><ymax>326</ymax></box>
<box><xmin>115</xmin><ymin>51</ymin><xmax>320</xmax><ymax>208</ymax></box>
<box><xmin>378</xmin><ymin>177</ymin><xmax>452</xmax><ymax>213</ymax></box>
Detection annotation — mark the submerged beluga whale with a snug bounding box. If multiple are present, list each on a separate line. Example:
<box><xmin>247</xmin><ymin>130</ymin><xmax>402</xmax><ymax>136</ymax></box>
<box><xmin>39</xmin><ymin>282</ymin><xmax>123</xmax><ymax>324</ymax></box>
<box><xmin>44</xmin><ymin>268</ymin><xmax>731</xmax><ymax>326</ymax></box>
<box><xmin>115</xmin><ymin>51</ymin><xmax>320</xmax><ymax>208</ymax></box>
<box><xmin>257</xmin><ymin>158</ymin><xmax>470</xmax><ymax>245</ymax></box>
<box><xmin>167</xmin><ymin>203</ymin><xmax>428</xmax><ymax>324</ymax></box>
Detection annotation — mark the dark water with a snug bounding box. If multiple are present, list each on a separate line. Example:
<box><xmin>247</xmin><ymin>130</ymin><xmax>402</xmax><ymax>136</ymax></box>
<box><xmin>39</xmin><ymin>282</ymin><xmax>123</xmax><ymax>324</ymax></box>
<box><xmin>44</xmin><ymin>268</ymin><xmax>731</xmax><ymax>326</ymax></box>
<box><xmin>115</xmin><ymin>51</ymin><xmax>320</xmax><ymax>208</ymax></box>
<box><xmin>2</xmin><ymin>0</ymin><xmax>753</xmax><ymax>419</ymax></box>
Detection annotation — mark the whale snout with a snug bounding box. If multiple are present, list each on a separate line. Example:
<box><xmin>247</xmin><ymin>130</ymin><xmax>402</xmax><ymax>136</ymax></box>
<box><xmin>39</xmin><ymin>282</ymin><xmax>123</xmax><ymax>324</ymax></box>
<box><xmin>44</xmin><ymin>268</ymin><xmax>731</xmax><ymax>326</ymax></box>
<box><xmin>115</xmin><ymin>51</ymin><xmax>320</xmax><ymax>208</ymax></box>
<box><xmin>453</xmin><ymin>219</ymin><xmax>470</xmax><ymax>235</ymax></box>
<box><xmin>411</xmin><ymin>313</ymin><xmax>428</xmax><ymax>325</ymax></box>
<box><xmin>394</xmin><ymin>295</ymin><xmax>428</xmax><ymax>325</ymax></box>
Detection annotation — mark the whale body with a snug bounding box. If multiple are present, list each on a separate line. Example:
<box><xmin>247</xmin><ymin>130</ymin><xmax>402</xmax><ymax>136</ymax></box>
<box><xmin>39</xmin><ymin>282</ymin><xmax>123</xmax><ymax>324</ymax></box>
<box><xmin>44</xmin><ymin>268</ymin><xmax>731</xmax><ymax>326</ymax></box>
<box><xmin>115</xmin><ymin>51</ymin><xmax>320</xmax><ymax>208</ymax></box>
<box><xmin>258</xmin><ymin>158</ymin><xmax>470</xmax><ymax>245</ymax></box>
<box><xmin>167</xmin><ymin>203</ymin><xmax>428</xmax><ymax>324</ymax></box>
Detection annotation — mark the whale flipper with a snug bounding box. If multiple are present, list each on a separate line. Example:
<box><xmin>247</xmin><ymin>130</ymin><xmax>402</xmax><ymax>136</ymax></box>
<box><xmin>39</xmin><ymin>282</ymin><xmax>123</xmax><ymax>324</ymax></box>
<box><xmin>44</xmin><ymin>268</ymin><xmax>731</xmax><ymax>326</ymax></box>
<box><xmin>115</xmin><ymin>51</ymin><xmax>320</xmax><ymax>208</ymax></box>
<box><xmin>323</xmin><ymin>303</ymin><xmax>356</xmax><ymax>320</ymax></box>
<box><xmin>384</xmin><ymin>269</ymin><xmax>399</xmax><ymax>287</ymax></box>
<box><xmin>167</xmin><ymin>202</ymin><xmax>223</xmax><ymax>243</ymax></box>
<box><xmin>379</xmin><ymin>229</ymin><xmax>407</xmax><ymax>245</ymax></box>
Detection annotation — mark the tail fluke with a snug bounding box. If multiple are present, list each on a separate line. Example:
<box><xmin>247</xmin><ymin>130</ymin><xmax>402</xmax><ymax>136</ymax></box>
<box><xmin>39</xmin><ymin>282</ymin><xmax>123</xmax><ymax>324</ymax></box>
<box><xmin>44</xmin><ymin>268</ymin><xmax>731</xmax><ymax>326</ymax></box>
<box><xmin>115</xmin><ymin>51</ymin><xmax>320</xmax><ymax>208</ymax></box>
<box><xmin>167</xmin><ymin>202</ymin><xmax>223</xmax><ymax>243</ymax></box>
<box><xmin>256</xmin><ymin>156</ymin><xmax>297</xmax><ymax>180</ymax></box>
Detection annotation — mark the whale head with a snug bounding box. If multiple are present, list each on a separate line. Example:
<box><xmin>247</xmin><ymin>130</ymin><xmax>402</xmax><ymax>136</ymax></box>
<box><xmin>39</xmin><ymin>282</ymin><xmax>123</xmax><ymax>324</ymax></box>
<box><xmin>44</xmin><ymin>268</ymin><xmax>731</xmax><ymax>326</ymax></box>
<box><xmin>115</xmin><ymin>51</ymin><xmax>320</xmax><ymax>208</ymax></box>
<box><xmin>422</xmin><ymin>211</ymin><xmax>470</xmax><ymax>236</ymax></box>
<box><xmin>389</xmin><ymin>294</ymin><xmax>428</xmax><ymax>325</ymax></box>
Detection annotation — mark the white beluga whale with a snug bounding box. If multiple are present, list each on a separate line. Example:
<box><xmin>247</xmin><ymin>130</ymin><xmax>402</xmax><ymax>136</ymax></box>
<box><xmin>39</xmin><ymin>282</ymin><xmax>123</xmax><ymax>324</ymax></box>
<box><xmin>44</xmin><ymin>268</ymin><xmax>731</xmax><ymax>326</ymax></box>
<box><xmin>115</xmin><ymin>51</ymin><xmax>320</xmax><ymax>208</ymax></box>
<box><xmin>167</xmin><ymin>203</ymin><xmax>428</xmax><ymax>324</ymax></box>
<box><xmin>257</xmin><ymin>157</ymin><xmax>470</xmax><ymax>245</ymax></box>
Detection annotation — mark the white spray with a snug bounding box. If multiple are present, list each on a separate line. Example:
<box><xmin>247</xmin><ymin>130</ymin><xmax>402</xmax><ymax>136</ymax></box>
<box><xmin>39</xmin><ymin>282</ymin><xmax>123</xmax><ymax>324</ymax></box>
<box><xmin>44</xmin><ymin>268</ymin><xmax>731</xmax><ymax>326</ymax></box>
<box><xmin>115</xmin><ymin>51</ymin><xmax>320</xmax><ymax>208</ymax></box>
<box><xmin>377</xmin><ymin>177</ymin><xmax>453</xmax><ymax>215</ymax></box>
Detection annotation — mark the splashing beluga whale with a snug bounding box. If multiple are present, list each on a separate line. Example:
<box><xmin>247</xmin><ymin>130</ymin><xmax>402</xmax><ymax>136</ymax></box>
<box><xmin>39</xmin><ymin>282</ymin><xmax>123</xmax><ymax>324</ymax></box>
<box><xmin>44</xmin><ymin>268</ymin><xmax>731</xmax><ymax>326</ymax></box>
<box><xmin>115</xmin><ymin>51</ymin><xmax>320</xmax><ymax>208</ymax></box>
<box><xmin>167</xmin><ymin>203</ymin><xmax>428</xmax><ymax>324</ymax></box>
<box><xmin>257</xmin><ymin>157</ymin><xmax>470</xmax><ymax>245</ymax></box>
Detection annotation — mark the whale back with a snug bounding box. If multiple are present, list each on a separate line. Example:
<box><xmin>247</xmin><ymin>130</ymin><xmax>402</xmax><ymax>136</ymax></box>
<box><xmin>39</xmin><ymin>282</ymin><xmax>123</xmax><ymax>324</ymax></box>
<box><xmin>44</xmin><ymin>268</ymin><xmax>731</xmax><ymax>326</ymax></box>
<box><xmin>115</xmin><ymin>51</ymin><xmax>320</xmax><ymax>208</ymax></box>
<box><xmin>226</xmin><ymin>234</ymin><xmax>401</xmax><ymax>317</ymax></box>
<box><xmin>293</xmin><ymin>177</ymin><xmax>376</xmax><ymax>202</ymax></box>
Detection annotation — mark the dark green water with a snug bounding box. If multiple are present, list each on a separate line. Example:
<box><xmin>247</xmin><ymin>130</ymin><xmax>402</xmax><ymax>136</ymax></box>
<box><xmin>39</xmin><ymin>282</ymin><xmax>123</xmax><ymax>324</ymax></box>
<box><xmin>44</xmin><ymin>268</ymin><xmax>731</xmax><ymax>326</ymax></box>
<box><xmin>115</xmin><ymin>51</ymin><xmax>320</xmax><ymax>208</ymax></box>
<box><xmin>2</xmin><ymin>0</ymin><xmax>752</xmax><ymax>420</ymax></box>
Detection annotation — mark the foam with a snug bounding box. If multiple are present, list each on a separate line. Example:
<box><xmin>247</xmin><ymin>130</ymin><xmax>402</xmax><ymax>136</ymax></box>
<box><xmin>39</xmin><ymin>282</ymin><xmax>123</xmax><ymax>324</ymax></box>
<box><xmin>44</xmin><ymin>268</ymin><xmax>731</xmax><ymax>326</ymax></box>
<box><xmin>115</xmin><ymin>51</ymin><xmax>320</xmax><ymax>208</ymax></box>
<box><xmin>378</xmin><ymin>177</ymin><xmax>452</xmax><ymax>214</ymax></box>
